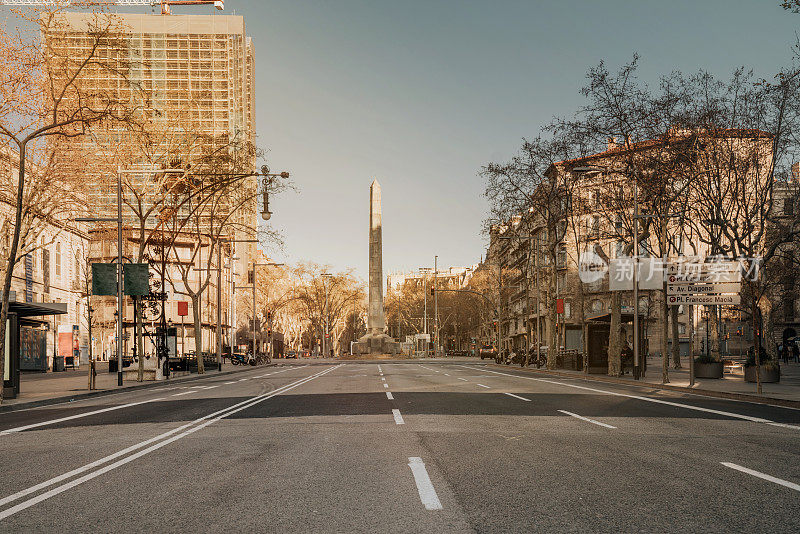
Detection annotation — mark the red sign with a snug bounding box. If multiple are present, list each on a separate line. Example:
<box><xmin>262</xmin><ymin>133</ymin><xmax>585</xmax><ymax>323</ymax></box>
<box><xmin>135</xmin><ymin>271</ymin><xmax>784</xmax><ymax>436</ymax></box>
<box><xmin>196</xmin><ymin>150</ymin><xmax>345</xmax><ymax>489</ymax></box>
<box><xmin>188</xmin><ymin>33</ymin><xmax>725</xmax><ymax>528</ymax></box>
<box><xmin>177</xmin><ymin>302</ymin><xmax>188</xmax><ymax>316</ymax></box>
<box><xmin>556</xmin><ymin>298</ymin><xmax>564</xmax><ymax>314</ymax></box>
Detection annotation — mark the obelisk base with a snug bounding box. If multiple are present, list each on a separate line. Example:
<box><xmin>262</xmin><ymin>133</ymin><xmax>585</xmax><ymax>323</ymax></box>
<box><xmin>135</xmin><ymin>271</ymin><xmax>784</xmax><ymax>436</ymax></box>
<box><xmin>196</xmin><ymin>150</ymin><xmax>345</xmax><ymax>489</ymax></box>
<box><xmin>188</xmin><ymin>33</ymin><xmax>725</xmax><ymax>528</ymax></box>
<box><xmin>352</xmin><ymin>333</ymin><xmax>400</xmax><ymax>355</ymax></box>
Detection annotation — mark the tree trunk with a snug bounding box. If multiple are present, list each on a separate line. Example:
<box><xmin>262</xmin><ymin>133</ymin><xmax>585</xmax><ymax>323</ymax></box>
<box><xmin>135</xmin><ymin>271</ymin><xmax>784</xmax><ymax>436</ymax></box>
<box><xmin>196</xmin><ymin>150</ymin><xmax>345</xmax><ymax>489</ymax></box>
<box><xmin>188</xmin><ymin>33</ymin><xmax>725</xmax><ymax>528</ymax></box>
<box><xmin>546</xmin><ymin>268</ymin><xmax>558</xmax><ymax>369</ymax></box>
<box><xmin>192</xmin><ymin>293</ymin><xmax>204</xmax><ymax>374</ymax></box>
<box><xmin>0</xmin><ymin>142</ymin><xmax>28</xmax><ymax>403</ymax></box>
<box><xmin>607</xmin><ymin>291</ymin><xmax>622</xmax><ymax>376</ymax></box>
<box><xmin>709</xmin><ymin>305</ymin><xmax>720</xmax><ymax>361</ymax></box>
<box><xmin>670</xmin><ymin>305</ymin><xmax>681</xmax><ymax>369</ymax></box>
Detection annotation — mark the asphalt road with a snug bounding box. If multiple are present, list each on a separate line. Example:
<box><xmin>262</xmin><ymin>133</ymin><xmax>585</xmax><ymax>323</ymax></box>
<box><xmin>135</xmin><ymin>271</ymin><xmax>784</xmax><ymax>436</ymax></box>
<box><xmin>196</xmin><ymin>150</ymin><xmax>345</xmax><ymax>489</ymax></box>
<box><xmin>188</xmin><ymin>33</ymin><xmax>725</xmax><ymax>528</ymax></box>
<box><xmin>1</xmin><ymin>359</ymin><xmax>799</xmax><ymax>533</ymax></box>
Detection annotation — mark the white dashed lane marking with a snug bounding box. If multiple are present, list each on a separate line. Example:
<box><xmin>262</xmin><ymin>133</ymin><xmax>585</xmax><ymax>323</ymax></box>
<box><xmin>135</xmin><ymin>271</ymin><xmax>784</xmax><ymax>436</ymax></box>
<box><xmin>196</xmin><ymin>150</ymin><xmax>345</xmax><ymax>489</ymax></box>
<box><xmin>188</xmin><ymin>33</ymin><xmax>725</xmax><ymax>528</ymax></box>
<box><xmin>558</xmin><ymin>410</ymin><xmax>616</xmax><ymax>429</ymax></box>
<box><xmin>504</xmin><ymin>392</ymin><xmax>531</xmax><ymax>402</ymax></box>
<box><xmin>408</xmin><ymin>457</ymin><xmax>443</xmax><ymax>510</ymax></box>
<box><xmin>392</xmin><ymin>409</ymin><xmax>405</xmax><ymax>425</ymax></box>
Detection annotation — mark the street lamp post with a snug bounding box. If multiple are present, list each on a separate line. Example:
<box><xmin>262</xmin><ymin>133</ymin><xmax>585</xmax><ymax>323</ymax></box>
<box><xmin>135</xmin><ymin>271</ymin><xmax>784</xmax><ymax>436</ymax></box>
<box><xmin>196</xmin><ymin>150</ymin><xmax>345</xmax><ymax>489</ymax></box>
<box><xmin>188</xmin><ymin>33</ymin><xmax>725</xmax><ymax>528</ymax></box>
<box><xmin>434</xmin><ymin>256</ymin><xmax>439</xmax><ymax>357</ymax></box>
<box><xmin>321</xmin><ymin>273</ymin><xmax>332</xmax><ymax>358</ymax></box>
<box><xmin>252</xmin><ymin>262</ymin><xmax>284</xmax><ymax>358</ymax></box>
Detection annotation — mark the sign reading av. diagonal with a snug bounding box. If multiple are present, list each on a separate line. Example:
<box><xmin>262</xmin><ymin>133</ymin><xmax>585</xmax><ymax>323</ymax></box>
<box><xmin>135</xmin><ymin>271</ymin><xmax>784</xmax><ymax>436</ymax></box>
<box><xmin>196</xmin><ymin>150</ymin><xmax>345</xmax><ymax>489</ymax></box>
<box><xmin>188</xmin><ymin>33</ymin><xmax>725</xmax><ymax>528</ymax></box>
<box><xmin>666</xmin><ymin>283</ymin><xmax>742</xmax><ymax>295</ymax></box>
<box><xmin>668</xmin><ymin>294</ymin><xmax>741</xmax><ymax>306</ymax></box>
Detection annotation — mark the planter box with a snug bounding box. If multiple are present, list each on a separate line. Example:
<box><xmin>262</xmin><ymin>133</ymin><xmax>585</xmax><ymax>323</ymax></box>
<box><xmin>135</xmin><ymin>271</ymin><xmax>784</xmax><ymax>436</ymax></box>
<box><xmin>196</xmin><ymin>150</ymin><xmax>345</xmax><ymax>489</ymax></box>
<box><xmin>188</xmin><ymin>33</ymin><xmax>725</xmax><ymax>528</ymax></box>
<box><xmin>744</xmin><ymin>366</ymin><xmax>780</xmax><ymax>383</ymax></box>
<box><xmin>694</xmin><ymin>361</ymin><xmax>724</xmax><ymax>379</ymax></box>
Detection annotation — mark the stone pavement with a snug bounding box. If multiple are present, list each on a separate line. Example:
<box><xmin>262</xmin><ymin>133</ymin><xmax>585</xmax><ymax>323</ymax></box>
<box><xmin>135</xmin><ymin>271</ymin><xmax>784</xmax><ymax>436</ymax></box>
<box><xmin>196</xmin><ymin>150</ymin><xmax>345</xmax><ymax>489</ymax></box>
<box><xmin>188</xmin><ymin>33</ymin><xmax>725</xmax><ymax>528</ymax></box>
<box><xmin>506</xmin><ymin>354</ymin><xmax>800</xmax><ymax>404</ymax></box>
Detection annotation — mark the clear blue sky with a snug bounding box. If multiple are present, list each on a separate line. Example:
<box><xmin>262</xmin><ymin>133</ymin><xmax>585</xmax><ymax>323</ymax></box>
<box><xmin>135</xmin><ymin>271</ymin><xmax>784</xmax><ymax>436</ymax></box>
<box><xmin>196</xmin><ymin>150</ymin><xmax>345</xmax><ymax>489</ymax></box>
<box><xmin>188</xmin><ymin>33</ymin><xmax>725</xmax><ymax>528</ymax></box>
<box><xmin>174</xmin><ymin>1</ymin><xmax>797</xmax><ymax>278</ymax></box>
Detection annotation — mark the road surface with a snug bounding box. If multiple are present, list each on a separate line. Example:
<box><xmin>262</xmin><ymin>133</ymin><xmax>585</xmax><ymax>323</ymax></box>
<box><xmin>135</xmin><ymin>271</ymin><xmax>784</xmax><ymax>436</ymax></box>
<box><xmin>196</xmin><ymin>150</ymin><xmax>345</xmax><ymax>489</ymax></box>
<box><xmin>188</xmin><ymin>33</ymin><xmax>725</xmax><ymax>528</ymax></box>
<box><xmin>1</xmin><ymin>359</ymin><xmax>798</xmax><ymax>532</ymax></box>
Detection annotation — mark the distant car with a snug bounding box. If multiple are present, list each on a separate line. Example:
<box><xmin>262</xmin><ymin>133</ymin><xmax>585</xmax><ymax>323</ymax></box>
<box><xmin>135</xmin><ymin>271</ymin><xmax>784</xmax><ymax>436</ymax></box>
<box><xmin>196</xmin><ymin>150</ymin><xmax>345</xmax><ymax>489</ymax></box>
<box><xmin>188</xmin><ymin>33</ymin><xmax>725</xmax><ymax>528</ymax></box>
<box><xmin>479</xmin><ymin>345</ymin><xmax>496</xmax><ymax>360</ymax></box>
<box><xmin>287</xmin><ymin>350</ymin><xmax>298</xmax><ymax>359</ymax></box>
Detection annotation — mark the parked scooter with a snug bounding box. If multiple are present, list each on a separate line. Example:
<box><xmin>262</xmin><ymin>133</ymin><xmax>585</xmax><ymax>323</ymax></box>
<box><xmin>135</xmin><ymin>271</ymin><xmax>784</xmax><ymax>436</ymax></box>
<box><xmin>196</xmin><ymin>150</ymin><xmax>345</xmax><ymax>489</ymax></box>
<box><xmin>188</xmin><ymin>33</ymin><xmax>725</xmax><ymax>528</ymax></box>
<box><xmin>230</xmin><ymin>352</ymin><xmax>251</xmax><ymax>366</ymax></box>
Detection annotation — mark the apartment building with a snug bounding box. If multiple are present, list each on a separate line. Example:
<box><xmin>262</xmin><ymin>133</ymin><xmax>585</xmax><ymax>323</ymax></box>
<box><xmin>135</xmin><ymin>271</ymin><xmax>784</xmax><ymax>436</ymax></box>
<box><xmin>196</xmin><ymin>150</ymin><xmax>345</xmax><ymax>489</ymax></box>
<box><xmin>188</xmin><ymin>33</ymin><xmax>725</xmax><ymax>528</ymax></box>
<box><xmin>480</xmin><ymin>128</ymin><xmax>777</xmax><ymax>371</ymax></box>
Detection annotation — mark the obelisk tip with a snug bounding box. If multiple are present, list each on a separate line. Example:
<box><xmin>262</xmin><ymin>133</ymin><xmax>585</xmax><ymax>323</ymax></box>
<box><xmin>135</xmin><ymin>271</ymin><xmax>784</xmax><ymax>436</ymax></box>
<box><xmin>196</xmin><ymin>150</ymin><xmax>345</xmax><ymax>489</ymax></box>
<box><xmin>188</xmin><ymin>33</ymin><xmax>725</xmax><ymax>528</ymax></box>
<box><xmin>371</xmin><ymin>179</ymin><xmax>380</xmax><ymax>188</ymax></box>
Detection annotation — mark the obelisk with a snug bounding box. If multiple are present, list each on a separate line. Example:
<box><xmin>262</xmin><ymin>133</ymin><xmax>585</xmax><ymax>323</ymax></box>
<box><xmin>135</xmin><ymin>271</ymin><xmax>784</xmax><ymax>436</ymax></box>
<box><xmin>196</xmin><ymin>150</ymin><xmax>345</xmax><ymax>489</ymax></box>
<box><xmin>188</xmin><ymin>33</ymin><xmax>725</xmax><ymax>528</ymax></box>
<box><xmin>353</xmin><ymin>180</ymin><xmax>399</xmax><ymax>355</ymax></box>
<box><xmin>368</xmin><ymin>179</ymin><xmax>386</xmax><ymax>334</ymax></box>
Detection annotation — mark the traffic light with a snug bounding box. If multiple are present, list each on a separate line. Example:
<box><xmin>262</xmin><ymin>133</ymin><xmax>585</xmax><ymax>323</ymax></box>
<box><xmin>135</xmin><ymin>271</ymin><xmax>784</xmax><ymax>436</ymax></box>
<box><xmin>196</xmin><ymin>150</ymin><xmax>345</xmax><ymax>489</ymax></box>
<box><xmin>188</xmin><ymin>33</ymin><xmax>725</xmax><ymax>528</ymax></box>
<box><xmin>247</xmin><ymin>270</ymin><xmax>253</xmax><ymax>284</ymax></box>
<box><xmin>267</xmin><ymin>311</ymin><xmax>272</xmax><ymax>321</ymax></box>
<box><xmin>430</xmin><ymin>286</ymin><xmax>435</xmax><ymax>296</ymax></box>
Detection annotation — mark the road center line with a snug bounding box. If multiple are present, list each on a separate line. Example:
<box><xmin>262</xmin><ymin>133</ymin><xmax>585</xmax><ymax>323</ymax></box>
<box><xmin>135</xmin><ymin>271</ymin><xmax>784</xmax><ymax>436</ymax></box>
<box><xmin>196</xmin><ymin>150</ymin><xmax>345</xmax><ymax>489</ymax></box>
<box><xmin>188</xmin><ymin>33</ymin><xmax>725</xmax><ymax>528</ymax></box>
<box><xmin>558</xmin><ymin>410</ymin><xmax>616</xmax><ymax>429</ymax></box>
<box><xmin>721</xmin><ymin>462</ymin><xmax>800</xmax><ymax>491</ymax></box>
<box><xmin>0</xmin><ymin>365</ymin><xmax>338</xmax><ymax>520</ymax></box>
<box><xmin>457</xmin><ymin>377</ymin><xmax>468</xmax><ymax>382</ymax></box>
<box><xmin>408</xmin><ymin>457</ymin><xmax>443</xmax><ymax>510</ymax></box>
<box><xmin>476</xmin><ymin>383</ymin><xmax>491</xmax><ymax>389</ymax></box>
<box><xmin>386</xmin><ymin>392</ymin><xmax>394</xmax><ymax>400</ymax></box>
<box><xmin>460</xmin><ymin>365</ymin><xmax>799</xmax><ymax>429</ymax></box>
<box><xmin>171</xmin><ymin>391</ymin><xmax>196</xmax><ymax>397</ymax></box>
<box><xmin>392</xmin><ymin>409</ymin><xmax>405</xmax><ymax>425</ymax></box>
<box><xmin>504</xmin><ymin>392</ymin><xmax>531</xmax><ymax>402</ymax></box>
<box><xmin>224</xmin><ymin>381</ymin><xmax>236</xmax><ymax>384</ymax></box>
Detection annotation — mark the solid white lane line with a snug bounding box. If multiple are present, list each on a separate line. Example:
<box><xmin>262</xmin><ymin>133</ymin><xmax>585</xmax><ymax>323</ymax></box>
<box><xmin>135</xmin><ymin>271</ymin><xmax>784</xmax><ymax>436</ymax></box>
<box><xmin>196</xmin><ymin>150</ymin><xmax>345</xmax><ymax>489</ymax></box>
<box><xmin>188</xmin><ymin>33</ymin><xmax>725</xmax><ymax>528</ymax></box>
<box><xmin>386</xmin><ymin>392</ymin><xmax>394</xmax><ymax>400</ymax></box>
<box><xmin>558</xmin><ymin>410</ymin><xmax>616</xmax><ymax>429</ymax></box>
<box><xmin>0</xmin><ymin>365</ymin><xmax>339</xmax><ymax>520</ymax></box>
<box><xmin>408</xmin><ymin>457</ymin><xmax>443</xmax><ymax>510</ymax></box>
<box><xmin>238</xmin><ymin>378</ymin><xmax>248</xmax><ymax>382</ymax></box>
<box><xmin>392</xmin><ymin>409</ymin><xmax>405</xmax><ymax>425</ymax></box>
<box><xmin>721</xmin><ymin>462</ymin><xmax>800</xmax><ymax>492</ymax></box>
<box><xmin>476</xmin><ymin>383</ymin><xmax>491</xmax><ymax>389</ymax></box>
<box><xmin>460</xmin><ymin>365</ymin><xmax>798</xmax><ymax>429</ymax></box>
<box><xmin>766</xmin><ymin>422</ymin><xmax>800</xmax><ymax>430</ymax></box>
<box><xmin>384</xmin><ymin>383</ymin><xmax>389</xmax><ymax>388</ymax></box>
<box><xmin>224</xmin><ymin>381</ymin><xmax>236</xmax><ymax>385</ymax></box>
<box><xmin>457</xmin><ymin>378</ymin><xmax>468</xmax><ymax>382</ymax></box>
<box><xmin>504</xmin><ymin>392</ymin><xmax>531</xmax><ymax>402</ymax></box>
<box><xmin>0</xmin><ymin>398</ymin><xmax>165</xmax><ymax>436</ymax></box>
<box><xmin>171</xmin><ymin>391</ymin><xmax>196</xmax><ymax>397</ymax></box>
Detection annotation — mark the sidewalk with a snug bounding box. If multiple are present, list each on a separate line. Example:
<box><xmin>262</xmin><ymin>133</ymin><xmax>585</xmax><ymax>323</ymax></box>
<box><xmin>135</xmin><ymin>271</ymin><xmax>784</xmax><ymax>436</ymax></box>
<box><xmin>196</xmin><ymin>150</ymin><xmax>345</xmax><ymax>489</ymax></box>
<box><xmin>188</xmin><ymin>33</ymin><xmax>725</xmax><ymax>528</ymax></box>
<box><xmin>0</xmin><ymin>361</ymin><xmax>258</xmax><ymax>412</ymax></box>
<box><xmin>502</xmin><ymin>356</ymin><xmax>800</xmax><ymax>407</ymax></box>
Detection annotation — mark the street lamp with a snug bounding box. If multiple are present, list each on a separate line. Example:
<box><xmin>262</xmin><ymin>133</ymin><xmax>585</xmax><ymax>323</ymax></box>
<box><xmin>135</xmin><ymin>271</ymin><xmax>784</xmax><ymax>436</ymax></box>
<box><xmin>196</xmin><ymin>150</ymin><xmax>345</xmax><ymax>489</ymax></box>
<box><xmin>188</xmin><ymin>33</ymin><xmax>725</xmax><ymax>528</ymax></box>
<box><xmin>215</xmin><ymin>238</ymin><xmax>257</xmax><ymax>369</ymax></box>
<box><xmin>259</xmin><ymin>165</ymin><xmax>290</xmax><ymax>221</ymax></box>
<box><xmin>252</xmin><ymin>262</ymin><xmax>284</xmax><ymax>358</ymax></box>
<box><xmin>321</xmin><ymin>273</ymin><xmax>333</xmax><ymax>358</ymax></box>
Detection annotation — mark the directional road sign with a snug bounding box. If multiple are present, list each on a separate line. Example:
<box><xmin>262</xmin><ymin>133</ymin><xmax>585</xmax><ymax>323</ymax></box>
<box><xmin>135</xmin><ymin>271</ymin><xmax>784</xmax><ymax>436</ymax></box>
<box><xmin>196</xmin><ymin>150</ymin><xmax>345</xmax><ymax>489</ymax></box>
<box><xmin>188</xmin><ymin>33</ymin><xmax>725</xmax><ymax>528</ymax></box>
<box><xmin>668</xmin><ymin>294</ymin><xmax>741</xmax><ymax>306</ymax></box>
<box><xmin>667</xmin><ymin>283</ymin><xmax>741</xmax><ymax>295</ymax></box>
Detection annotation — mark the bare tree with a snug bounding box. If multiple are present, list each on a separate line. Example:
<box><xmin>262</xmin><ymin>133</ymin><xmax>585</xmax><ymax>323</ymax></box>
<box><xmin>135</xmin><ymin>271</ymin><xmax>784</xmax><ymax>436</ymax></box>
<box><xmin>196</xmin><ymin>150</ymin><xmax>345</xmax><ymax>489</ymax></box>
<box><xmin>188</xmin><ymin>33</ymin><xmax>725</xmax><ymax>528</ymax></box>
<box><xmin>0</xmin><ymin>5</ymin><xmax>141</xmax><ymax>400</ymax></box>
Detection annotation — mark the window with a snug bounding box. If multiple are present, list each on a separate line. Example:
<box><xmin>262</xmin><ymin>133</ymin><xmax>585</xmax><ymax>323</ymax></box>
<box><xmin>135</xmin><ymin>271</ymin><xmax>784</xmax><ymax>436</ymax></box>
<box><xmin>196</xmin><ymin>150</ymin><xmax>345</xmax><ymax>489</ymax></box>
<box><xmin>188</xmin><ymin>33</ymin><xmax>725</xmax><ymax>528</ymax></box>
<box><xmin>785</xmin><ymin>299</ymin><xmax>795</xmax><ymax>321</ymax></box>
<box><xmin>557</xmin><ymin>245</ymin><xmax>567</xmax><ymax>268</ymax></box>
<box><xmin>784</xmin><ymin>198</ymin><xmax>794</xmax><ymax>217</ymax></box>
<box><xmin>591</xmin><ymin>216</ymin><xmax>600</xmax><ymax>239</ymax></box>
<box><xmin>55</xmin><ymin>242</ymin><xmax>61</xmax><ymax>279</ymax></box>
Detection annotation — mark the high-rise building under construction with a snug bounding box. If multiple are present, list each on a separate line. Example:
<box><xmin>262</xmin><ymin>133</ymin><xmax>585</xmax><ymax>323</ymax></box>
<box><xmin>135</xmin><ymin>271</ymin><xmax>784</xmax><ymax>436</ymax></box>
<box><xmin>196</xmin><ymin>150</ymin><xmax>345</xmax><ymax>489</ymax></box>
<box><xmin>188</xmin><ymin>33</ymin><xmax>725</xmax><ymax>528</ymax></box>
<box><xmin>44</xmin><ymin>12</ymin><xmax>258</xmax><ymax>365</ymax></box>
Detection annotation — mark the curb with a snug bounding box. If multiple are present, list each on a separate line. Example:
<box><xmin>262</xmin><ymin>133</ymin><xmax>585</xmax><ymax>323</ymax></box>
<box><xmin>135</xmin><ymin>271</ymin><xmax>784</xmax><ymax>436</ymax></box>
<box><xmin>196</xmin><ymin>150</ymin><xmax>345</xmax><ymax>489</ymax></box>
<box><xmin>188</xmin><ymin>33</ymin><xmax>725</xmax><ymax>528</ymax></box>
<box><xmin>0</xmin><ymin>363</ymin><xmax>278</xmax><ymax>415</ymax></box>
<box><xmin>488</xmin><ymin>363</ymin><xmax>800</xmax><ymax>409</ymax></box>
